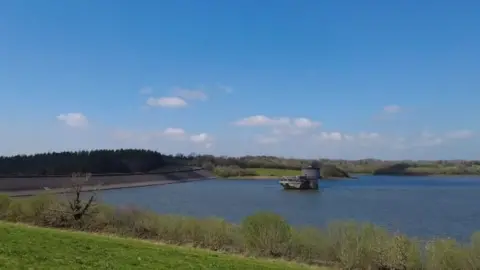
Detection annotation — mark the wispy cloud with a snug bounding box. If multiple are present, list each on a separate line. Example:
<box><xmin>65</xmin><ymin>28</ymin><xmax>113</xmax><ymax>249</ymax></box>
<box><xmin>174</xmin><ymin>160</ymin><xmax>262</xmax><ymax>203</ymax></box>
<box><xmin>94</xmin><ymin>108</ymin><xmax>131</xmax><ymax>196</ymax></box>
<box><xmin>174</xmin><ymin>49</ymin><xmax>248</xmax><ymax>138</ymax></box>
<box><xmin>234</xmin><ymin>115</ymin><xmax>290</xmax><ymax>127</ymax></box>
<box><xmin>314</xmin><ymin>131</ymin><xmax>379</xmax><ymax>142</ymax></box>
<box><xmin>234</xmin><ymin>115</ymin><xmax>320</xmax><ymax>129</ymax></box>
<box><xmin>56</xmin><ymin>113</ymin><xmax>89</xmax><ymax>128</ymax></box>
<box><xmin>146</xmin><ymin>97</ymin><xmax>187</xmax><ymax>108</ymax></box>
<box><xmin>173</xmin><ymin>88</ymin><xmax>208</xmax><ymax>101</ymax></box>
<box><xmin>163</xmin><ymin>127</ymin><xmax>186</xmax><ymax>137</ymax></box>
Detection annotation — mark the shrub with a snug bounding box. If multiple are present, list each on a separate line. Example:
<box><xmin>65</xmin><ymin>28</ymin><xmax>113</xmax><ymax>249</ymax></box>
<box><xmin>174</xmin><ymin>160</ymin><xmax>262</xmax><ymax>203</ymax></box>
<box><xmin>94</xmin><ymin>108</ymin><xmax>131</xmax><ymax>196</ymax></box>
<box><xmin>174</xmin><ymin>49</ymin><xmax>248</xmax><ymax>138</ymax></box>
<box><xmin>383</xmin><ymin>234</ymin><xmax>423</xmax><ymax>270</ymax></box>
<box><xmin>1</xmin><ymin>190</ymin><xmax>480</xmax><ymax>269</ymax></box>
<box><xmin>193</xmin><ymin>217</ymin><xmax>243</xmax><ymax>252</ymax></box>
<box><xmin>425</xmin><ymin>239</ymin><xmax>469</xmax><ymax>270</ymax></box>
<box><xmin>0</xmin><ymin>194</ymin><xmax>11</xmax><ymax>219</ymax></box>
<box><xmin>213</xmin><ymin>166</ymin><xmax>257</xmax><ymax>178</ymax></box>
<box><xmin>241</xmin><ymin>212</ymin><xmax>292</xmax><ymax>257</ymax></box>
<box><xmin>289</xmin><ymin>227</ymin><xmax>332</xmax><ymax>264</ymax></box>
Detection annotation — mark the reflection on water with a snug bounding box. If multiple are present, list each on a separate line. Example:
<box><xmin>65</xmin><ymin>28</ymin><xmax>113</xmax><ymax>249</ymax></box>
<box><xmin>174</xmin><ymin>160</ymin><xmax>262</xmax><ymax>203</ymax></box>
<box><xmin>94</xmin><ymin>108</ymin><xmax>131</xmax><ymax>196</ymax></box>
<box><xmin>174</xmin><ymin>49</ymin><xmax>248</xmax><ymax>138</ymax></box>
<box><xmin>99</xmin><ymin>175</ymin><xmax>480</xmax><ymax>242</ymax></box>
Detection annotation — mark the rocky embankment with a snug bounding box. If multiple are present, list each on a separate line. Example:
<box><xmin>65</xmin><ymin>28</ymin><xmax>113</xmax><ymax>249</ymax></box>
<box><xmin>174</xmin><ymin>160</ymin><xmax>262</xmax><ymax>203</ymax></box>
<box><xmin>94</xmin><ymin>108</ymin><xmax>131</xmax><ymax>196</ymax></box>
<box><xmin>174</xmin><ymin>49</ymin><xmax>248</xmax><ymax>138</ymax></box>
<box><xmin>0</xmin><ymin>168</ymin><xmax>215</xmax><ymax>197</ymax></box>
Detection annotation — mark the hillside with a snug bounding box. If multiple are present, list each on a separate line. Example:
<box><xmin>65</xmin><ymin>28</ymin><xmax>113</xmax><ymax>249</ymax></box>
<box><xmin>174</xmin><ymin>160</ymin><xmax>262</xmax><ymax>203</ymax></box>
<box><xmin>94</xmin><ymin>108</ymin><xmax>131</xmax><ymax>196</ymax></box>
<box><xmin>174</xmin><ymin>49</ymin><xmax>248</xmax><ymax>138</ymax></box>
<box><xmin>320</xmin><ymin>164</ymin><xmax>350</xmax><ymax>178</ymax></box>
<box><xmin>0</xmin><ymin>149</ymin><xmax>479</xmax><ymax>177</ymax></box>
<box><xmin>0</xmin><ymin>222</ymin><xmax>326</xmax><ymax>270</ymax></box>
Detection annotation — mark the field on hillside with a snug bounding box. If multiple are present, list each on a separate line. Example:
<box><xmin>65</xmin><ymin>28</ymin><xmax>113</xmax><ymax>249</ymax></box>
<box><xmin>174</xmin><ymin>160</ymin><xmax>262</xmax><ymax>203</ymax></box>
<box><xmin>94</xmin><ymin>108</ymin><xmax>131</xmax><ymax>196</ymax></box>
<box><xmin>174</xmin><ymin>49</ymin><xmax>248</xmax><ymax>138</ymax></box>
<box><xmin>0</xmin><ymin>222</ymin><xmax>327</xmax><ymax>270</ymax></box>
<box><xmin>252</xmin><ymin>168</ymin><xmax>301</xmax><ymax>177</ymax></box>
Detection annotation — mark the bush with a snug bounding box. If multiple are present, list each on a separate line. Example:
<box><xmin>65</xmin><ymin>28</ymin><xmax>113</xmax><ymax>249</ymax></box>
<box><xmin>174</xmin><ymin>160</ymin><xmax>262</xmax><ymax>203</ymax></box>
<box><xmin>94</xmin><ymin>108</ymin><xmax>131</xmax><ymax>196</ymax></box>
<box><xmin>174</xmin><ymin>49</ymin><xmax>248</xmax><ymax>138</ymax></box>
<box><xmin>289</xmin><ymin>227</ymin><xmax>331</xmax><ymax>264</ymax></box>
<box><xmin>425</xmin><ymin>239</ymin><xmax>469</xmax><ymax>270</ymax></box>
<box><xmin>383</xmin><ymin>234</ymin><xmax>423</xmax><ymax>270</ymax></box>
<box><xmin>241</xmin><ymin>212</ymin><xmax>292</xmax><ymax>257</ymax></box>
<box><xmin>1</xmin><ymin>193</ymin><xmax>480</xmax><ymax>269</ymax></box>
<box><xmin>0</xmin><ymin>194</ymin><xmax>11</xmax><ymax>219</ymax></box>
<box><xmin>213</xmin><ymin>166</ymin><xmax>257</xmax><ymax>178</ymax></box>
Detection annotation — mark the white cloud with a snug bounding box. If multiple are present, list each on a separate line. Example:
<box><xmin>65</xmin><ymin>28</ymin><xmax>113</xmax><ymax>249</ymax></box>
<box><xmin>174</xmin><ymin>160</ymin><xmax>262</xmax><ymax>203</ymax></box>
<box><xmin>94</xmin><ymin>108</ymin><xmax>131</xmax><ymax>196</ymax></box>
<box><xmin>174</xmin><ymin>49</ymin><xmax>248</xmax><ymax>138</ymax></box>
<box><xmin>312</xmin><ymin>131</ymin><xmax>382</xmax><ymax>143</ymax></box>
<box><xmin>317</xmin><ymin>132</ymin><xmax>343</xmax><ymax>141</ymax></box>
<box><xmin>235</xmin><ymin>115</ymin><xmax>321</xmax><ymax>140</ymax></box>
<box><xmin>294</xmin><ymin>118</ymin><xmax>321</xmax><ymax>128</ymax></box>
<box><xmin>113</xmin><ymin>128</ymin><xmax>210</xmax><ymax>143</ymax></box>
<box><xmin>190</xmin><ymin>133</ymin><xmax>209</xmax><ymax>143</ymax></box>
<box><xmin>56</xmin><ymin>113</ymin><xmax>88</xmax><ymax>128</ymax></box>
<box><xmin>190</xmin><ymin>133</ymin><xmax>214</xmax><ymax>149</ymax></box>
<box><xmin>109</xmin><ymin>128</ymin><xmax>214</xmax><ymax>152</ymax></box>
<box><xmin>163</xmin><ymin>128</ymin><xmax>186</xmax><ymax>137</ymax></box>
<box><xmin>234</xmin><ymin>115</ymin><xmax>320</xmax><ymax>129</ymax></box>
<box><xmin>358</xmin><ymin>132</ymin><xmax>380</xmax><ymax>140</ymax></box>
<box><xmin>146</xmin><ymin>97</ymin><xmax>187</xmax><ymax>108</ymax></box>
<box><xmin>234</xmin><ymin>115</ymin><xmax>290</xmax><ymax>127</ymax></box>
<box><xmin>395</xmin><ymin>130</ymin><xmax>474</xmax><ymax>149</ymax></box>
<box><xmin>173</xmin><ymin>88</ymin><xmax>208</xmax><ymax>101</ymax></box>
<box><xmin>383</xmin><ymin>104</ymin><xmax>401</xmax><ymax>114</ymax></box>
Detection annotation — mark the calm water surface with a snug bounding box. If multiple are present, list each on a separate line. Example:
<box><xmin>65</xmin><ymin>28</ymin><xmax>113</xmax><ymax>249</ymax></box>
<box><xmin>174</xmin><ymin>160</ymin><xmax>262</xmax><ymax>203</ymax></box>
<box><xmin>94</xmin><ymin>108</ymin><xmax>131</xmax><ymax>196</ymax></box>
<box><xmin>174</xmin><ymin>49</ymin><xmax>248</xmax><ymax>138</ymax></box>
<box><xmin>100</xmin><ymin>175</ymin><xmax>480</xmax><ymax>242</ymax></box>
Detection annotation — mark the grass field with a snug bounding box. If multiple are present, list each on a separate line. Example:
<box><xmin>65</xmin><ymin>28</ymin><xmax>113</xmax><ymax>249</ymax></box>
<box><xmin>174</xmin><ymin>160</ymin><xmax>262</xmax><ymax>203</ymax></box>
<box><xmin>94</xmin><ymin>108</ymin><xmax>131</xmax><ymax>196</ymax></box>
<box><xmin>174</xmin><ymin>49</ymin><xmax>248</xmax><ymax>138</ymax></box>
<box><xmin>0</xmin><ymin>222</ymin><xmax>329</xmax><ymax>270</ymax></box>
<box><xmin>252</xmin><ymin>168</ymin><xmax>301</xmax><ymax>177</ymax></box>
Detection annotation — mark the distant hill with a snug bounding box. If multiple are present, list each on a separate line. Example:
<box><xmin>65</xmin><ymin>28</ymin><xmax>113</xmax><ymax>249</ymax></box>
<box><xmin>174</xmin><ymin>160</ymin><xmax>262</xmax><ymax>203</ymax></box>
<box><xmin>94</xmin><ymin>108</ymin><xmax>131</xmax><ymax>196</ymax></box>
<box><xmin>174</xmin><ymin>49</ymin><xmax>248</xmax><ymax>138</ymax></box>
<box><xmin>321</xmin><ymin>164</ymin><xmax>351</xmax><ymax>179</ymax></box>
<box><xmin>1</xmin><ymin>149</ymin><xmax>479</xmax><ymax>177</ymax></box>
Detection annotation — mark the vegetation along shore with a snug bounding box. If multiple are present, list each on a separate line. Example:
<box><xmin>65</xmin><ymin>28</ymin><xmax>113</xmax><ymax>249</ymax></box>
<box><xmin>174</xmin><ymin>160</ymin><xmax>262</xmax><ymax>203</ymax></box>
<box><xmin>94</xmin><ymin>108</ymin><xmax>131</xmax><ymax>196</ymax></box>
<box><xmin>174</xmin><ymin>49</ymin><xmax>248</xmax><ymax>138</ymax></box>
<box><xmin>1</xmin><ymin>186</ymin><xmax>480</xmax><ymax>270</ymax></box>
<box><xmin>1</xmin><ymin>149</ymin><xmax>479</xmax><ymax>181</ymax></box>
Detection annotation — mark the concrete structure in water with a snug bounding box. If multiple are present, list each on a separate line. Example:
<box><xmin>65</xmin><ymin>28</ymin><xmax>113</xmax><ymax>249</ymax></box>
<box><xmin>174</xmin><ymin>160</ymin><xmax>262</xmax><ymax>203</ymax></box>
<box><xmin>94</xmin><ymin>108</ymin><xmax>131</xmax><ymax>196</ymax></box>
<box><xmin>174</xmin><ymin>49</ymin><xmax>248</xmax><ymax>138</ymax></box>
<box><xmin>279</xmin><ymin>165</ymin><xmax>320</xmax><ymax>190</ymax></box>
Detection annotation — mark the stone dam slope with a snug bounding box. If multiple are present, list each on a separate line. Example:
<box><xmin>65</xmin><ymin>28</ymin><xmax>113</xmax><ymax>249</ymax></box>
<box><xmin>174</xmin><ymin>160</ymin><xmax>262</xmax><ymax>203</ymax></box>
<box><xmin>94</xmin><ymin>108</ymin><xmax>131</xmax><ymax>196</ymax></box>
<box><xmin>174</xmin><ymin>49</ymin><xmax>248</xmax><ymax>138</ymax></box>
<box><xmin>0</xmin><ymin>168</ymin><xmax>215</xmax><ymax>197</ymax></box>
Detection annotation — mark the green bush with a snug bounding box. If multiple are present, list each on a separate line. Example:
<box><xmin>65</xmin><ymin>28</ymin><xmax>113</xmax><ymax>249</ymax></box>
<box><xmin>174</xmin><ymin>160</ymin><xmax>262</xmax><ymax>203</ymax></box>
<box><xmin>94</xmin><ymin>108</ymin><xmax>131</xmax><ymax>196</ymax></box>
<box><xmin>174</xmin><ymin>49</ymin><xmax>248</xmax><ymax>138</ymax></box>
<box><xmin>0</xmin><ymin>194</ymin><xmax>11</xmax><ymax>219</ymax></box>
<box><xmin>383</xmin><ymin>234</ymin><xmax>423</xmax><ymax>270</ymax></box>
<box><xmin>1</xmin><ymin>193</ymin><xmax>480</xmax><ymax>269</ymax></box>
<box><xmin>213</xmin><ymin>166</ymin><xmax>257</xmax><ymax>178</ymax></box>
<box><xmin>289</xmin><ymin>227</ymin><xmax>332</xmax><ymax>264</ymax></box>
<box><xmin>241</xmin><ymin>212</ymin><xmax>292</xmax><ymax>257</ymax></box>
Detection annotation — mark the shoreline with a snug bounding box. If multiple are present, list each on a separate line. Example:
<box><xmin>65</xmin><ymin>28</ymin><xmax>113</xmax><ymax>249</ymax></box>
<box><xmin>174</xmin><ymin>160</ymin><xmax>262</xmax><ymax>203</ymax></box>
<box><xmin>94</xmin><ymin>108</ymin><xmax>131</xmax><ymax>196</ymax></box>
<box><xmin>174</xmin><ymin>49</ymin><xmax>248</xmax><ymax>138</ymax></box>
<box><xmin>223</xmin><ymin>176</ymin><xmax>354</xmax><ymax>180</ymax></box>
<box><xmin>2</xmin><ymin>177</ymin><xmax>216</xmax><ymax>197</ymax></box>
<box><xmin>223</xmin><ymin>174</ymin><xmax>480</xmax><ymax>180</ymax></box>
<box><xmin>224</xmin><ymin>176</ymin><xmax>280</xmax><ymax>180</ymax></box>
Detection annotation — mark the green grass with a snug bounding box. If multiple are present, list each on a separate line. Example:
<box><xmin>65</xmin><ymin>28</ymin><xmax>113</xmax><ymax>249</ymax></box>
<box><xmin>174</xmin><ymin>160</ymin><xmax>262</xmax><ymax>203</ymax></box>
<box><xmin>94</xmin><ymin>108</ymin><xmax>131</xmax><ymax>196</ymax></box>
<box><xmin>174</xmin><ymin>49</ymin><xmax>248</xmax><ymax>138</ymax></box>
<box><xmin>251</xmin><ymin>168</ymin><xmax>300</xmax><ymax>177</ymax></box>
<box><xmin>0</xmin><ymin>222</ymin><xmax>328</xmax><ymax>270</ymax></box>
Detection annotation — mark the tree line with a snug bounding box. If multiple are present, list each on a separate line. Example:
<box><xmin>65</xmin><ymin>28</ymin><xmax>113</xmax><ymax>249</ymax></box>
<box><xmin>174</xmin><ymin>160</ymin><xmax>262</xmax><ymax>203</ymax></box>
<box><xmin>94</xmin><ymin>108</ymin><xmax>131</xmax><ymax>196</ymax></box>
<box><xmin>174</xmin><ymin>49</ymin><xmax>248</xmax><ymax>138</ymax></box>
<box><xmin>0</xmin><ymin>149</ymin><xmax>479</xmax><ymax>176</ymax></box>
<box><xmin>0</xmin><ymin>149</ymin><xmax>190</xmax><ymax>176</ymax></box>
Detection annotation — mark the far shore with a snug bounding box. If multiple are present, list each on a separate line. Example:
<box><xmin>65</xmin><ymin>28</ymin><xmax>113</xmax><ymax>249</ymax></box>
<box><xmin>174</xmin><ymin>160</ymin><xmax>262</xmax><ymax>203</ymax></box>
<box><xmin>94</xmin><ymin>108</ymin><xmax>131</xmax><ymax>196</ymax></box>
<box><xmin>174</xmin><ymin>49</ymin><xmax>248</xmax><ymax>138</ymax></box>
<box><xmin>224</xmin><ymin>176</ymin><xmax>279</xmax><ymax>180</ymax></box>
<box><xmin>2</xmin><ymin>177</ymin><xmax>216</xmax><ymax>197</ymax></box>
<box><xmin>224</xmin><ymin>176</ymin><xmax>355</xmax><ymax>180</ymax></box>
<box><xmin>223</xmin><ymin>173</ymin><xmax>480</xmax><ymax>180</ymax></box>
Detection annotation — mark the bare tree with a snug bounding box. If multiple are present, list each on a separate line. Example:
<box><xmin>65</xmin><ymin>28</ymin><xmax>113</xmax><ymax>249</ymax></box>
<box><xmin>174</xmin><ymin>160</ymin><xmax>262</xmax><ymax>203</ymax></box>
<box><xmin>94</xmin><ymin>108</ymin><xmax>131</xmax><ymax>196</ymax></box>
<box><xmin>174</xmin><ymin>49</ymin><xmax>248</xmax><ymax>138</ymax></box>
<box><xmin>64</xmin><ymin>173</ymin><xmax>98</xmax><ymax>220</ymax></box>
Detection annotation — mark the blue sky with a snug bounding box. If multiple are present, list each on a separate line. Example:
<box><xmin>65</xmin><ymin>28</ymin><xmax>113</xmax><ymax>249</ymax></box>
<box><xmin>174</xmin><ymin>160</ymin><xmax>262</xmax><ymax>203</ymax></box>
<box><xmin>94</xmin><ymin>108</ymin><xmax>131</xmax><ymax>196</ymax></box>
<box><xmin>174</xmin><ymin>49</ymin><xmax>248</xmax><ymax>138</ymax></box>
<box><xmin>1</xmin><ymin>0</ymin><xmax>480</xmax><ymax>159</ymax></box>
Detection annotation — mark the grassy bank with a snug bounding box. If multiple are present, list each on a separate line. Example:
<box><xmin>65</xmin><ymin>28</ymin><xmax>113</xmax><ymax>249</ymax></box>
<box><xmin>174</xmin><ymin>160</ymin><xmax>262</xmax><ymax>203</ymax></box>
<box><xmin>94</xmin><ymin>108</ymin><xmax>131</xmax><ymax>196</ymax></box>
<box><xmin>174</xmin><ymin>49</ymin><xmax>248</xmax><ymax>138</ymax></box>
<box><xmin>1</xmin><ymin>193</ymin><xmax>480</xmax><ymax>269</ymax></box>
<box><xmin>0</xmin><ymin>222</ymin><xmax>322</xmax><ymax>270</ymax></box>
<box><xmin>223</xmin><ymin>167</ymin><xmax>351</xmax><ymax>180</ymax></box>
<box><xmin>225</xmin><ymin>168</ymin><xmax>300</xmax><ymax>179</ymax></box>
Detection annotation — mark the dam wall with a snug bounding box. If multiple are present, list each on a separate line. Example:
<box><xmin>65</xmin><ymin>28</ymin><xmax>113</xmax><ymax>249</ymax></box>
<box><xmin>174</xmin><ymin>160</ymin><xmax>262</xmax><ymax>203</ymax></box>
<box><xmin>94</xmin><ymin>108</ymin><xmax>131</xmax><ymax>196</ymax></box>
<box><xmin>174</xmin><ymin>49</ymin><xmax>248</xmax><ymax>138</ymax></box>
<box><xmin>0</xmin><ymin>168</ymin><xmax>215</xmax><ymax>196</ymax></box>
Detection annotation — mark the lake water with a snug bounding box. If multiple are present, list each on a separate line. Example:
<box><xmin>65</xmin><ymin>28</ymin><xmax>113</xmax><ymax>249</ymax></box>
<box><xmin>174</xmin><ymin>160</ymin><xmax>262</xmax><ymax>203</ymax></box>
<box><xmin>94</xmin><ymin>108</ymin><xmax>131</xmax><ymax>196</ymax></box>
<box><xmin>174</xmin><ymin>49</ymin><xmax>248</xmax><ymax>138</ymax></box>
<box><xmin>99</xmin><ymin>175</ymin><xmax>480</xmax><ymax>242</ymax></box>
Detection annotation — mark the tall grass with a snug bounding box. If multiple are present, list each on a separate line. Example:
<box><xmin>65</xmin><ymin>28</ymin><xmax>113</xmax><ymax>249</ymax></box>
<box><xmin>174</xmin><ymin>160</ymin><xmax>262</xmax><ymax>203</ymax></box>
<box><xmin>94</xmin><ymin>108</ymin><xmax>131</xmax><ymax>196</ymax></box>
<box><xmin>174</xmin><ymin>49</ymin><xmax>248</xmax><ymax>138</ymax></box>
<box><xmin>0</xmin><ymin>193</ymin><xmax>479</xmax><ymax>269</ymax></box>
